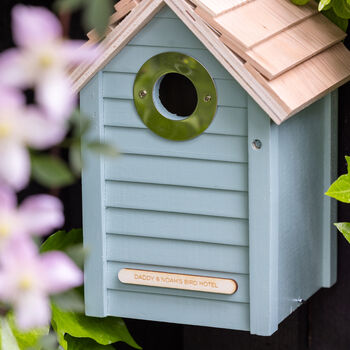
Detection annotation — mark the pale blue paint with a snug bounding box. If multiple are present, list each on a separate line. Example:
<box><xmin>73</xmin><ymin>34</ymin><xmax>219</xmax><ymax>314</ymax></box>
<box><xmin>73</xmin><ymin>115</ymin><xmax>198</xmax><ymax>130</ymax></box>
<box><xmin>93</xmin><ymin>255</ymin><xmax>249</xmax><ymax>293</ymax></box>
<box><xmin>81</xmin><ymin>6</ymin><xmax>337</xmax><ymax>336</ymax></box>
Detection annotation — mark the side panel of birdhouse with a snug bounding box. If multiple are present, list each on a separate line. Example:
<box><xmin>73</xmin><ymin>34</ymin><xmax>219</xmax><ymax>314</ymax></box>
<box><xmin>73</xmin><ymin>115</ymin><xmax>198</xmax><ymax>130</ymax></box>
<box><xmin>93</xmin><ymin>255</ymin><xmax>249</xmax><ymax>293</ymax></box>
<box><xmin>84</xmin><ymin>6</ymin><xmax>251</xmax><ymax>330</ymax></box>
<box><xmin>274</xmin><ymin>93</ymin><xmax>338</xmax><ymax>325</ymax></box>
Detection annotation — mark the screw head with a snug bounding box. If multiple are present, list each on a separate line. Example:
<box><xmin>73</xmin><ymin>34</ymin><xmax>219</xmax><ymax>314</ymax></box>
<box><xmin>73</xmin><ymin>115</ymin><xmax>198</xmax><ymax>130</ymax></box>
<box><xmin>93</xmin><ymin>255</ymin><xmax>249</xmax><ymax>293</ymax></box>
<box><xmin>139</xmin><ymin>89</ymin><xmax>147</xmax><ymax>99</ymax></box>
<box><xmin>204</xmin><ymin>95</ymin><xmax>212</xmax><ymax>102</ymax></box>
<box><xmin>252</xmin><ymin>139</ymin><xmax>262</xmax><ymax>150</ymax></box>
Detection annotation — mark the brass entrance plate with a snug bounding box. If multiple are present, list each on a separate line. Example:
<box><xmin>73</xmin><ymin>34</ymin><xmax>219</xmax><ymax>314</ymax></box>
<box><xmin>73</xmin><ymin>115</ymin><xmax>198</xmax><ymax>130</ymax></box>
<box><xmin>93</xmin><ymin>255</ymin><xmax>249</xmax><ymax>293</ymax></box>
<box><xmin>118</xmin><ymin>269</ymin><xmax>238</xmax><ymax>295</ymax></box>
<box><xmin>133</xmin><ymin>52</ymin><xmax>217</xmax><ymax>141</ymax></box>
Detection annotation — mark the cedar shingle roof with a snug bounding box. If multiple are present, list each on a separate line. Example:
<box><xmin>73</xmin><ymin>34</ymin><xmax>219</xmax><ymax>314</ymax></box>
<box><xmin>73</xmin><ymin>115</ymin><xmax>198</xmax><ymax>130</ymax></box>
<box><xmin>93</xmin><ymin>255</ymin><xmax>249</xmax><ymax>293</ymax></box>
<box><xmin>69</xmin><ymin>0</ymin><xmax>350</xmax><ymax>124</ymax></box>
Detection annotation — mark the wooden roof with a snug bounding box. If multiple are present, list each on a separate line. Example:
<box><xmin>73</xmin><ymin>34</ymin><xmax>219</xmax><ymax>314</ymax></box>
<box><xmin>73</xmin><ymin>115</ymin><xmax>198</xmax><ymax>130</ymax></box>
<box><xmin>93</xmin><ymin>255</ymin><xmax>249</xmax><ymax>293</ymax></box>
<box><xmin>69</xmin><ymin>0</ymin><xmax>350</xmax><ymax>124</ymax></box>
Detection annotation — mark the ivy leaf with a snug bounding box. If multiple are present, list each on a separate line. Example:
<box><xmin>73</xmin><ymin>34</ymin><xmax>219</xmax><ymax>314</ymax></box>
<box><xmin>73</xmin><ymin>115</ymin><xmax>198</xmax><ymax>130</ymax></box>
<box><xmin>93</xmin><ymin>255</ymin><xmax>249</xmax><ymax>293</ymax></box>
<box><xmin>87</xmin><ymin>141</ymin><xmax>119</xmax><ymax>157</ymax></box>
<box><xmin>291</xmin><ymin>0</ymin><xmax>311</xmax><ymax>5</ymax></box>
<box><xmin>31</xmin><ymin>154</ymin><xmax>75</xmax><ymax>188</ymax></box>
<box><xmin>318</xmin><ymin>0</ymin><xmax>332</xmax><ymax>11</ymax></box>
<box><xmin>325</xmin><ymin>156</ymin><xmax>350</xmax><ymax>202</ymax></box>
<box><xmin>335</xmin><ymin>222</ymin><xmax>350</xmax><ymax>243</ymax></box>
<box><xmin>84</xmin><ymin>0</ymin><xmax>113</xmax><ymax>37</ymax></box>
<box><xmin>51</xmin><ymin>304</ymin><xmax>141</xmax><ymax>350</ymax></box>
<box><xmin>332</xmin><ymin>0</ymin><xmax>350</xmax><ymax>18</ymax></box>
<box><xmin>6</xmin><ymin>313</ymin><xmax>49</xmax><ymax>350</ymax></box>
<box><xmin>65</xmin><ymin>334</ymin><xmax>115</xmax><ymax>349</ymax></box>
<box><xmin>323</xmin><ymin>7</ymin><xmax>349</xmax><ymax>30</ymax></box>
<box><xmin>40</xmin><ymin>229</ymin><xmax>83</xmax><ymax>254</ymax></box>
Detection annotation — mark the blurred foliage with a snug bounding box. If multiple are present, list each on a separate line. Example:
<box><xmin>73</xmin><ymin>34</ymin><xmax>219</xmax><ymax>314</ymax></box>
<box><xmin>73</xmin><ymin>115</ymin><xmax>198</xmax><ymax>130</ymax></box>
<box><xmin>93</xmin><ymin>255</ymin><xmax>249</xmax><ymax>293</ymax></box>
<box><xmin>291</xmin><ymin>0</ymin><xmax>349</xmax><ymax>31</ymax></box>
<box><xmin>55</xmin><ymin>0</ymin><xmax>114</xmax><ymax>36</ymax></box>
<box><xmin>326</xmin><ymin>156</ymin><xmax>350</xmax><ymax>244</ymax></box>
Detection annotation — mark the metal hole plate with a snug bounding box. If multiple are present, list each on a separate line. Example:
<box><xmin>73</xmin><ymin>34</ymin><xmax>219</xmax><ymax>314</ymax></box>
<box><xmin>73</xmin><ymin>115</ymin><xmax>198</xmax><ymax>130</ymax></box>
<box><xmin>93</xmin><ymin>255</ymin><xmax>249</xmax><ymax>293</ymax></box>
<box><xmin>133</xmin><ymin>52</ymin><xmax>217</xmax><ymax>141</ymax></box>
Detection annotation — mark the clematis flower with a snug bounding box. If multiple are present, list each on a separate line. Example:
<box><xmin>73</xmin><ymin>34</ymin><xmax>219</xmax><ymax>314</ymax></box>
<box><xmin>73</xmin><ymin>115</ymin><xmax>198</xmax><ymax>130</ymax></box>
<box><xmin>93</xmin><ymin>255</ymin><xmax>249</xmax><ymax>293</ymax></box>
<box><xmin>0</xmin><ymin>5</ymin><xmax>93</xmax><ymax>121</ymax></box>
<box><xmin>0</xmin><ymin>87</ymin><xmax>66</xmax><ymax>189</ymax></box>
<box><xmin>0</xmin><ymin>185</ymin><xmax>64</xmax><ymax>250</ymax></box>
<box><xmin>0</xmin><ymin>238</ymin><xmax>83</xmax><ymax>330</ymax></box>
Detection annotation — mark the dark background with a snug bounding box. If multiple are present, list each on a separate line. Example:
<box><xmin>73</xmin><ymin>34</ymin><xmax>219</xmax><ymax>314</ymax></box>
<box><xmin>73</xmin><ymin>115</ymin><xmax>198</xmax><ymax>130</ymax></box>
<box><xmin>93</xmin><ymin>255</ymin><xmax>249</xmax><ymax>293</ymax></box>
<box><xmin>1</xmin><ymin>1</ymin><xmax>350</xmax><ymax>349</ymax></box>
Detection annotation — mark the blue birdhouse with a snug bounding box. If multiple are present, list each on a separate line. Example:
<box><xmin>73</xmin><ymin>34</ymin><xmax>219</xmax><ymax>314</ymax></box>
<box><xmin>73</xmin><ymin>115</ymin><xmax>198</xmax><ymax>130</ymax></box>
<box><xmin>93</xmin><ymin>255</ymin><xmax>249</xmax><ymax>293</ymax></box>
<box><xmin>71</xmin><ymin>0</ymin><xmax>350</xmax><ymax>336</ymax></box>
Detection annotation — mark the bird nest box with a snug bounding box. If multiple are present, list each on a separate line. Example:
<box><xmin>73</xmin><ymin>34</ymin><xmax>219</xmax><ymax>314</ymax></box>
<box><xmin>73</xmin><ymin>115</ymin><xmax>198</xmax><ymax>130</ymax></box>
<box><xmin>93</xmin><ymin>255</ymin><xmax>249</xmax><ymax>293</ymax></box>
<box><xmin>70</xmin><ymin>0</ymin><xmax>350</xmax><ymax>336</ymax></box>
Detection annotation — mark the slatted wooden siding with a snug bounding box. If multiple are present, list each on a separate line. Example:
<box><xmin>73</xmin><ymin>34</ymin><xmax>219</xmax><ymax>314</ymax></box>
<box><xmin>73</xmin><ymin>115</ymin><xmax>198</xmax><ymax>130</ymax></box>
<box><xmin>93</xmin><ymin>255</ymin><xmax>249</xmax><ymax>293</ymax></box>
<box><xmin>98</xmin><ymin>7</ymin><xmax>250</xmax><ymax>330</ymax></box>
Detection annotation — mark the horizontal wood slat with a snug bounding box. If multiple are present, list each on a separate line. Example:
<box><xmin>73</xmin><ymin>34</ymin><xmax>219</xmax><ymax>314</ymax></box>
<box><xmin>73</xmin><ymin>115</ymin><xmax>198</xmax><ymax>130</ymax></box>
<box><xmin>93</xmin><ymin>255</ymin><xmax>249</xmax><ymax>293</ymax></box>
<box><xmin>107</xmin><ymin>289</ymin><xmax>250</xmax><ymax>330</ymax></box>
<box><xmin>103</xmin><ymin>99</ymin><xmax>248</xmax><ymax>136</ymax></box>
<box><xmin>201</xmin><ymin>0</ymin><xmax>318</xmax><ymax>49</ymax></box>
<box><xmin>104</xmin><ymin>127</ymin><xmax>248</xmax><ymax>163</ymax></box>
<box><xmin>221</xmin><ymin>14</ymin><xmax>346</xmax><ymax>80</ymax></box>
<box><xmin>105</xmin><ymin>181</ymin><xmax>249</xmax><ymax>219</ymax></box>
<box><xmin>103</xmin><ymin>45</ymin><xmax>232</xmax><ymax>80</ymax></box>
<box><xmin>191</xmin><ymin>0</ymin><xmax>255</xmax><ymax>16</ymax></box>
<box><xmin>102</xmin><ymin>72</ymin><xmax>247</xmax><ymax>107</ymax></box>
<box><xmin>106</xmin><ymin>207</ymin><xmax>249</xmax><ymax>246</ymax></box>
<box><xmin>106</xmin><ymin>234</ymin><xmax>249</xmax><ymax>273</ymax></box>
<box><xmin>246</xmin><ymin>43</ymin><xmax>350</xmax><ymax>117</ymax></box>
<box><xmin>105</xmin><ymin>154</ymin><xmax>248</xmax><ymax>191</ymax></box>
<box><xmin>107</xmin><ymin>262</ymin><xmax>249</xmax><ymax>302</ymax></box>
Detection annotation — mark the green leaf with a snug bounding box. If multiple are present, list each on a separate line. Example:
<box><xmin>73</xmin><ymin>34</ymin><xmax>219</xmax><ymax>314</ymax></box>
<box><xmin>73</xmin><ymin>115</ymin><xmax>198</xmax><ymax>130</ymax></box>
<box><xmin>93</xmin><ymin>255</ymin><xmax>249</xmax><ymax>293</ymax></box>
<box><xmin>65</xmin><ymin>334</ymin><xmax>114</xmax><ymax>350</ymax></box>
<box><xmin>87</xmin><ymin>141</ymin><xmax>119</xmax><ymax>157</ymax></box>
<box><xmin>69</xmin><ymin>142</ymin><xmax>83</xmax><ymax>176</ymax></box>
<box><xmin>31</xmin><ymin>154</ymin><xmax>75</xmax><ymax>188</ymax></box>
<box><xmin>0</xmin><ymin>317</ymin><xmax>20</xmax><ymax>350</ymax></box>
<box><xmin>318</xmin><ymin>0</ymin><xmax>332</xmax><ymax>10</ymax></box>
<box><xmin>84</xmin><ymin>0</ymin><xmax>113</xmax><ymax>36</ymax></box>
<box><xmin>334</xmin><ymin>222</ymin><xmax>350</xmax><ymax>243</ymax></box>
<box><xmin>291</xmin><ymin>0</ymin><xmax>311</xmax><ymax>5</ymax></box>
<box><xmin>6</xmin><ymin>313</ymin><xmax>49</xmax><ymax>350</ymax></box>
<box><xmin>51</xmin><ymin>289</ymin><xmax>85</xmax><ymax>313</ymax></box>
<box><xmin>55</xmin><ymin>0</ymin><xmax>87</xmax><ymax>12</ymax></box>
<box><xmin>40</xmin><ymin>229</ymin><xmax>83</xmax><ymax>254</ymax></box>
<box><xmin>322</xmin><ymin>7</ymin><xmax>349</xmax><ymax>30</ymax></box>
<box><xmin>51</xmin><ymin>304</ymin><xmax>141</xmax><ymax>350</ymax></box>
<box><xmin>325</xmin><ymin>156</ymin><xmax>350</xmax><ymax>202</ymax></box>
<box><xmin>333</xmin><ymin>0</ymin><xmax>350</xmax><ymax>18</ymax></box>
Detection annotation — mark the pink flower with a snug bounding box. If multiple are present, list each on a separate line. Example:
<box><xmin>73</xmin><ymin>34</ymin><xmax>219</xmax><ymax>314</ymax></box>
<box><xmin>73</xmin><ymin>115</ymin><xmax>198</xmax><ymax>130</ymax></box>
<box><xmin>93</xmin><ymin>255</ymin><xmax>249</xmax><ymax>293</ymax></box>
<box><xmin>0</xmin><ymin>186</ymin><xmax>64</xmax><ymax>250</ymax></box>
<box><xmin>0</xmin><ymin>87</ymin><xmax>66</xmax><ymax>189</ymax></box>
<box><xmin>0</xmin><ymin>5</ymin><xmax>93</xmax><ymax>121</ymax></box>
<box><xmin>0</xmin><ymin>239</ymin><xmax>83</xmax><ymax>330</ymax></box>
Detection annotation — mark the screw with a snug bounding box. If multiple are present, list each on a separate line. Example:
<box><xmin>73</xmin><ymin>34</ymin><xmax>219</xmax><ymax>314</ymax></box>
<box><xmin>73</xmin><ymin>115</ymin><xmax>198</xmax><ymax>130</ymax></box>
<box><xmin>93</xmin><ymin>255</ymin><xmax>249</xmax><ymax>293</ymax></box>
<box><xmin>139</xmin><ymin>90</ymin><xmax>147</xmax><ymax>99</ymax></box>
<box><xmin>252</xmin><ymin>139</ymin><xmax>262</xmax><ymax>150</ymax></box>
<box><xmin>204</xmin><ymin>95</ymin><xmax>212</xmax><ymax>102</ymax></box>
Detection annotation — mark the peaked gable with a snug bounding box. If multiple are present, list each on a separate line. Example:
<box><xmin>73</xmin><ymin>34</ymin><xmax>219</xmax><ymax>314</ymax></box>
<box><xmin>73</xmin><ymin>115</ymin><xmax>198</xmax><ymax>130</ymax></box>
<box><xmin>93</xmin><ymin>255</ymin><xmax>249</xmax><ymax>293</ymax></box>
<box><xmin>69</xmin><ymin>0</ymin><xmax>350</xmax><ymax>124</ymax></box>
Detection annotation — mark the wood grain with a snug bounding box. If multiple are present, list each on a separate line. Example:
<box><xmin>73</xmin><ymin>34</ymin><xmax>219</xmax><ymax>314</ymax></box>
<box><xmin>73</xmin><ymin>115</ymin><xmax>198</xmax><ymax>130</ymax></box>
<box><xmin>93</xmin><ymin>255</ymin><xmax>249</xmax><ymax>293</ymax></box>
<box><xmin>208</xmin><ymin>0</ymin><xmax>318</xmax><ymax>49</ymax></box>
<box><xmin>221</xmin><ymin>14</ymin><xmax>346</xmax><ymax>80</ymax></box>
<box><xmin>190</xmin><ymin>0</ymin><xmax>255</xmax><ymax>16</ymax></box>
<box><xmin>246</xmin><ymin>43</ymin><xmax>350</xmax><ymax>118</ymax></box>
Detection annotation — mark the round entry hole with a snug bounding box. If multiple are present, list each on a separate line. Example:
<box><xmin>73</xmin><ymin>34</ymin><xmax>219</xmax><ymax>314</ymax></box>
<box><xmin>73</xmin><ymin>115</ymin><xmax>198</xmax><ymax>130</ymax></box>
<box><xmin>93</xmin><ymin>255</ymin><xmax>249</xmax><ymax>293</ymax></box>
<box><xmin>157</xmin><ymin>73</ymin><xmax>198</xmax><ymax>118</ymax></box>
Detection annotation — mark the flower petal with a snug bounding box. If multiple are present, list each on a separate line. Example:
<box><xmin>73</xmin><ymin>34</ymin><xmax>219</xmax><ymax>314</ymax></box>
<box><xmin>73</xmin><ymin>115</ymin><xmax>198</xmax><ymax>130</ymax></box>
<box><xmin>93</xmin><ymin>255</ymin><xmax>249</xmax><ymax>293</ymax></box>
<box><xmin>15</xmin><ymin>292</ymin><xmax>51</xmax><ymax>330</ymax></box>
<box><xmin>0</xmin><ymin>142</ymin><xmax>30</xmax><ymax>190</ymax></box>
<box><xmin>0</xmin><ymin>186</ymin><xmax>16</xmax><ymax>210</ymax></box>
<box><xmin>20</xmin><ymin>107</ymin><xmax>67</xmax><ymax>149</ymax></box>
<box><xmin>40</xmin><ymin>251</ymin><xmax>83</xmax><ymax>294</ymax></box>
<box><xmin>0</xmin><ymin>85</ymin><xmax>25</xmax><ymax>109</ymax></box>
<box><xmin>12</xmin><ymin>5</ymin><xmax>62</xmax><ymax>47</ymax></box>
<box><xmin>62</xmin><ymin>40</ymin><xmax>99</xmax><ymax>65</ymax></box>
<box><xmin>36</xmin><ymin>74</ymin><xmax>76</xmax><ymax>121</ymax></box>
<box><xmin>19</xmin><ymin>194</ymin><xmax>64</xmax><ymax>236</ymax></box>
<box><xmin>0</xmin><ymin>49</ymin><xmax>30</xmax><ymax>88</ymax></box>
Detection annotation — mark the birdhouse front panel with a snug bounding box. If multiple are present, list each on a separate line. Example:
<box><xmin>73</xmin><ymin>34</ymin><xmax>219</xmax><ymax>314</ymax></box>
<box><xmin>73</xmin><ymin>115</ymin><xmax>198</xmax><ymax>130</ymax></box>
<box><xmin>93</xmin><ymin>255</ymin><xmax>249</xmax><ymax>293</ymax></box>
<box><xmin>80</xmin><ymin>3</ymin><xmax>341</xmax><ymax>337</ymax></box>
<box><xmin>82</xmin><ymin>7</ymin><xmax>251</xmax><ymax>332</ymax></box>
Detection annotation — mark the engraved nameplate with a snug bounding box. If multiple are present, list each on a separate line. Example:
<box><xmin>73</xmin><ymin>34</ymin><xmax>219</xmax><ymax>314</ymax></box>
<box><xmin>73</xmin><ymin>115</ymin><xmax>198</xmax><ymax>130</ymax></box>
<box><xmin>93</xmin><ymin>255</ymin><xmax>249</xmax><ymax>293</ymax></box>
<box><xmin>118</xmin><ymin>269</ymin><xmax>238</xmax><ymax>295</ymax></box>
